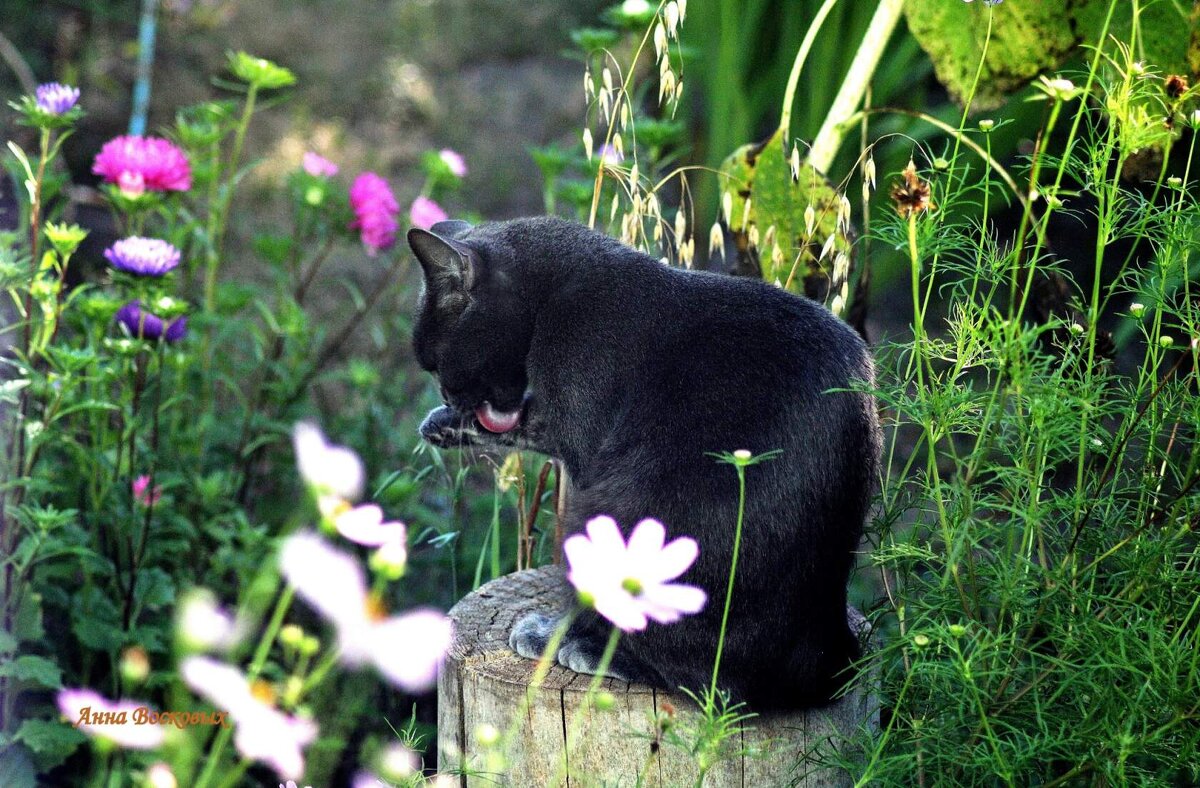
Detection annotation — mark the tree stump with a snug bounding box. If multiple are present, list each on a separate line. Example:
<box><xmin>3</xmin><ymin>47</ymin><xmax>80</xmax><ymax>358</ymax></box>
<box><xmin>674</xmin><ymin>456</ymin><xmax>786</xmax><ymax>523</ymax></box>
<box><xmin>438</xmin><ymin>566</ymin><xmax>877</xmax><ymax>787</ymax></box>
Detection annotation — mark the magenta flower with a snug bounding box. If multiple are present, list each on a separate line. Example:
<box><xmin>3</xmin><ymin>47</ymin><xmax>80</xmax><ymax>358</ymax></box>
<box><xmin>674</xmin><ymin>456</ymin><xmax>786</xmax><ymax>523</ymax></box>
<box><xmin>439</xmin><ymin>149</ymin><xmax>467</xmax><ymax>177</ymax></box>
<box><xmin>36</xmin><ymin>83</ymin><xmax>80</xmax><ymax>115</ymax></box>
<box><xmin>302</xmin><ymin>151</ymin><xmax>338</xmax><ymax>177</ymax></box>
<box><xmin>56</xmin><ymin>688</ymin><xmax>165</xmax><ymax>750</ymax></box>
<box><xmin>182</xmin><ymin>656</ymin><xmax>317</xmax><ymax>780</ymax></box>
<box><xmin>93</xmin><ymin>135</ymin><xmax>192</xmax><ymax>197</ymax></box>
<box><xmin>280</xmin><ymin>533</ymin><xmax>451</xmax><ymax>691</ymax></box>
<box><xmin>409</xmin><ymin>195</ymin><xmax>448</xmax><ymax>231</ymax></box>
<box><xmin>104</xmin><ymin>237</ymin><xmax>181</xmax><ymax>276</ymax></box>
<box><xmin>565</xmin><ymin>516</ymin><xmax>706</xmax><ymax>632</ymax></box>
<box><xmin>348</xmin><ymin>172</ymin><xmax>400</xmax><ymax>255</ymax></box>
<box><xmin>132</xmin><ymin>475</ymin><xmax>162</xmax><ymax>506</ymax></box>
<box><xmin>117</xmin><ymin>301</ymin><xmax>187</xmax><ymax>342</ymax></box>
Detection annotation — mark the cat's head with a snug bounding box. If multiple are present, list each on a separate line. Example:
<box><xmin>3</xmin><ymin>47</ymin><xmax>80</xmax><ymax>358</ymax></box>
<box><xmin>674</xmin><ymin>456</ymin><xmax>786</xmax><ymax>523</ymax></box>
<box><xmin>407</xmin><ymin>220</ymin><xmax>532</xmax><ymax>435</ymax></box>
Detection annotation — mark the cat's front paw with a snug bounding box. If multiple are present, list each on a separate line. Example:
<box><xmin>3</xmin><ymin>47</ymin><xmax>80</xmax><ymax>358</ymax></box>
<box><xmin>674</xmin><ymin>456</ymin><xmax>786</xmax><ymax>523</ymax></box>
<box><xmin>557</xmin><ymin>636</ymin><xmax>628</xmax><ymax>679</ymax></box>
<box><xmin>509</xmin><ymin>612</ymin><xmax>559</xmax><ymax>659</ymax></box>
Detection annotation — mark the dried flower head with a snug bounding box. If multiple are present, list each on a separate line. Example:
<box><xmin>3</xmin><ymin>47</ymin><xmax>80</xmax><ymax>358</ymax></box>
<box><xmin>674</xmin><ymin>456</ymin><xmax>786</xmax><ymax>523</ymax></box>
<box><xmin>890</xmin><ymin>161</ymin><xmax>933</xmax><ymax>219</ymax></box>
<box><xmin>1164</xmin><ymin>74</ymin><xmax>1189</xmax><ymax>100</ymax></box>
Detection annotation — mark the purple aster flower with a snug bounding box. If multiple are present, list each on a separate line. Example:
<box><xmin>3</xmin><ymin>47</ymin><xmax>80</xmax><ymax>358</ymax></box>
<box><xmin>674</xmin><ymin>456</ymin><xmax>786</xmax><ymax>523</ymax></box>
<box><xmin>117</xmin><ymin>301</ymin><xmax>187</xmax><ymax>342</ymax></box>
<box><xmin>35</xmin><ymin>83</ymin><xmax>80</xmax><ymax>115</ymax></box>
<box><xmin>104</xmin><ymin>237</ymin><xmax>182</xmax><ymax>276</ymax></box>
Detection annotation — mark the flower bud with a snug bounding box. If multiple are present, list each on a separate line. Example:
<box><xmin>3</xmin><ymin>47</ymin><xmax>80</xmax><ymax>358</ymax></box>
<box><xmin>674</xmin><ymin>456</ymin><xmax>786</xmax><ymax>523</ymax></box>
<box><xmin>120</xmin><ymin>646</ymin><xmax>150</xmax><ymax>684</ymax></box>
<box><xmin>978</xmin><ymin>119</ymin><xmax>995</xmax><ymax>132</ymax></box>
<box><xmin>1129</xmin><ymin>302</ymin><xmax>1146</xmax><ymax>318</ymax></box>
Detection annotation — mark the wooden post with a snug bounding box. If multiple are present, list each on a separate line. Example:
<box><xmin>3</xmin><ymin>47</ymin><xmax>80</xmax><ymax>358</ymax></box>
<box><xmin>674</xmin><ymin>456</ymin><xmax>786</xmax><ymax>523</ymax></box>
<box><xmin>438</xmin><ymin>566</ymin><xmax>877</xmax><ymax>787</ymax></box>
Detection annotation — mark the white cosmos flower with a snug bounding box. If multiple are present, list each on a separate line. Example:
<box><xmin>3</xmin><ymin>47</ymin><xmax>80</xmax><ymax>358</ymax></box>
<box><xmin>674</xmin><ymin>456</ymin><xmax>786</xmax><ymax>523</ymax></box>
<box><xmin>293</xmin><ymin>422</ymin><xmax>365</xmax><ymax>502</ymax></box>
<box><xmin>279</xmin><ymin>533</ymin><xmax>452</xmax><ymax>691</ymax></box>
<box><xmin>565</xmin><ymin>516</ymin><xmax>706</xmax><ymax>632</ymax></box>
<box><xmin>182</xmin><ymin>657</ymin><xmax>317</xmax><ymax>781</ymax></box>
<box><xmin>177</xmin><ymin>589</ymin><xmax>243</xmax><ymax>651</ymax></box>
<box><xmin>56</xmin><ymin>688</ymin><xmax>165</xmax><ymax>750</ymax></box>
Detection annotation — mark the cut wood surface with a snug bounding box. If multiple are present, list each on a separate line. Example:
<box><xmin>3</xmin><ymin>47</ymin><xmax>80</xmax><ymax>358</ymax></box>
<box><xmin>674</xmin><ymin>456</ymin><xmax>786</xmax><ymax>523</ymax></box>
<box><xmin>438</xmin><ymin>566</ymin><xmax>877</xmax><ymax>787</ymax></box>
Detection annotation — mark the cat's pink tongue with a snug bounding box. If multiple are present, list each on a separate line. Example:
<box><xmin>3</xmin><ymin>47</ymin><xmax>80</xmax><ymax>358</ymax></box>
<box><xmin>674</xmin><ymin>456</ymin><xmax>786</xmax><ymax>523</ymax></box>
<box><xmin>476</xmin><ymin>402</ymin><xmax>521</xmax><ymax>433</ymax></box>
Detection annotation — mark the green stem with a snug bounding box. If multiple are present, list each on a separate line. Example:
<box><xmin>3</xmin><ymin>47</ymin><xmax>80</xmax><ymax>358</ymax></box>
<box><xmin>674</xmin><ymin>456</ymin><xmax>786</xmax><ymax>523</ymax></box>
<box><xmin>807</xmin><ymin>0</ymin><xmax>904</xmax><ymax>173</ymax></box>
<box><xmin>553</xmin><ymin>626</ymin><xmax>622</xmax><ymax>787</ymax></box>
<box><xmin>710</xmin><ymin>461</ymin><xmax>747</xmax><ymax>697</ymax></box>
<box><xmin>779</xmin><ymin>0</ymin><xmax>842</xmax><ymax>138</ymax></box>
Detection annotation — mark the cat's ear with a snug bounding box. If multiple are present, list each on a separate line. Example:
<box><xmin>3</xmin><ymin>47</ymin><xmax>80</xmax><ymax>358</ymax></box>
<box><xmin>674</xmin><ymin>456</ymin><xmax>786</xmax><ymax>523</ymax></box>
<box><xmin>407</xmin><ymin>227</ymin><xmax>477</xmax><ymax>292</ymax></box>
<box><xmin>430</xmin><ymin>219</ymin><xmax>473</xmax><ymax>239</ymax></box>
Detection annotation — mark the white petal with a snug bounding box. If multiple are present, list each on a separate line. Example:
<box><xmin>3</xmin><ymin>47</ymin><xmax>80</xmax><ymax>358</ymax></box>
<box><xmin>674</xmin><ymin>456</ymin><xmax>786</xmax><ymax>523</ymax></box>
<box><xmin>293</xmin><ymin>421</ymin><xmax>365</xmax><ymax>501</ymax></box>
<box><xmin>279</xmin><ymin>533</ymin><xmax>372</xmax><ymax>662</ymax></box>
<box><xmin>644</xmin><ymin>537</ymin><xmax>699</xmax><ymax>582</ymax></box>
<box><xmin>640</xmin><ymin>583</ymin><xmax>707</xmax><ymax>621</ymax></box>
<box><xmin>368</xmin><ymin>610</ymin><xmax>453</xmax><ymax>691</ymax></box>
<box><xmin>626</xmin><ymin>518</ymin><xmax>665</xmax><ymax>558</ymax></box>
<box><xmin>584</xmin><ymin>515</ymin><xmax>627</xmax><ymax>560</ymax></box>
<box><xmin>594</xmin><ymin>592</ymin><xmax>648</xmax><ymax>632</ymax></box>
<box><xmin>335</xmin><ymin>505</ymin><xmax>406</xmax><ymax>547</ymax></box>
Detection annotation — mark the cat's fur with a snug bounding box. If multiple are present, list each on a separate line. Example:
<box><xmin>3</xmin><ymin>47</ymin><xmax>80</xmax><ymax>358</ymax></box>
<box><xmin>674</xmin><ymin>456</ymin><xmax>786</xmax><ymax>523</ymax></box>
<box><xmin>408</xmin><ymin>217</ymin><xmax>879</xmax><ymax>709</ymax></box>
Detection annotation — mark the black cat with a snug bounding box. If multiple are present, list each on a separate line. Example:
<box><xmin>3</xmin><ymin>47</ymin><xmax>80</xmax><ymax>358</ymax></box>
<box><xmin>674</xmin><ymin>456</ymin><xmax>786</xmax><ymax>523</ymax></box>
<box><xmin>408</xmin><ymin>217</ymin><xmax>879</xmax><ymax>709</ymax></box>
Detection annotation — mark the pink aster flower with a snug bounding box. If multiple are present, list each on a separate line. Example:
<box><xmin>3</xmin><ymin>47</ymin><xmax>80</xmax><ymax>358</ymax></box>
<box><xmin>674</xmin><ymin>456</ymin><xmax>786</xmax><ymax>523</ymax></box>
<box><xmin>280</xmin><ymin>533</ymin><xmax>451</xmax><ymax>691</ymax></box>
<box><xmin>565</xmin><ymin>516</ymin><xmax>706</xmax><ymax>632</ymax></box>
<box><xmin>36</xmin><ymin>83</ymin><xmax>80</xmax><ymax>115</ymax></box>
<box><xmin>105</xmin><ymin>237</ymin><xmax>181</xmax><ymax>276</ymax></box>
<box><xmin>409</xmin><ymin>195</ymin><xmax>448</xmax><ymax>231</ymax></box>
<box><xmin>439</xmin><ymin>149</ymin><xmax>467</xmax><ymax>177</ymax></box>
<box><xmin>132</xmin><ymin>474</ymin><xmax>163</xmax><ymax>506</ymax></box>
<box><xmin>56</xmin><ymin>688</ymin><xmax>165</xmax><ymax>750</ymax></box>
<box><xmin>302</xmin><ymin>151</ymin><xmax>338</xmax><ymax>177</ymax></box>
<box><xmin>182</xmin><ymin>656</ymin><xmax>318</xmax><ymax>781</ymax></box>
<box><xmin>93</xmin><ymin>136</ymin><xmax>192</xmax><ymax>196</ymax></box>
<box><xmin>348</xmin><ymin>172</ymin><xmax>400</xmax><ymax>255</ymax></box>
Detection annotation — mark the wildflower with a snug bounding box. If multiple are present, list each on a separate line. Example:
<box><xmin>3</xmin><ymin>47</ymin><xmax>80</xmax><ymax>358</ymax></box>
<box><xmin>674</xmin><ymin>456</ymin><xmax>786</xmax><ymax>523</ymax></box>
<box><xmin>35</xmin><ymin>82</ymin><xmax>80</xmax><ymax>115</ymax></box>
<box><xmin>329</xmin><ymin>503</ymin><xmax>406</xmax><ymax>548</ymax></box>
<box><xmin>564</xmin><ymin>516</ymin><xmax>706</xmax><ymax>632</ymax></box>
<box><xmin>116</xmin><ymin>301</ymin><xmax>187</xmax><ymax>342</ymax></box>
<box><xmin>408</xmin><ymin>195</ymin><xmax>448</xmax><ymax>232</ymax></box>
<box><xmin>93</xmin><ymin>135</ymin><xmax>192</xmax><ymax>196</ymax></box>
<box><xmin>177</xmin><ymin>589</ymin><xmax>242</xmax><ymax>651</ymax></box>
<box><xmin>377</xmin><ymin>743</ymin><xmax>420</xmax><ymax>780</ymax></box>
<box><xmin>1035</xmin><ymin>75</ymin><xmax>1083</xmax><ymax>103</ymax></box>
<box><xmin>292</xmin><ymin>422</ymin><xmax>365</xmax><ymax>503</ymax></box>
<box><xmin>349</xmin><ymin>173</ymin><xmax>400</xmax><ymax>254</ymax></box>
<box><xmin>132</xmin><ymin>475</ymin><xmax>163</xmax><ymax>507</ymax></box>
<box><xmin>56</xmin><ymin>688</ymin><xmax>165</xmax><ymax>749</ymax></box>
<box><xmin>302</xmin><ymin>151</ymin><xmax>338</xmax><ymax>177</ymax></box>
<box><xmin>147</xmin><ymin>763</ymin><xmax>178</xmax><ymax>788</ymax></box>
<box><xmin>105</xmin><ymin>237</ymin><xmax>181</xmax><ymax>276</ymax></box>
<box><xmin>182</xmin><ymin>656</ymin><xmax>317</xmax><ymax>780</ymax></box>
<box><xmin>439</xmin><ymin>149</ymin><xmax>467</xmax><ymax>177</ymax></box>
<box><xmin>279</xmin><ymin>532</ymin><xmax>452</xmax><ymax>691</ymax></box>
<box><xmin>597</xmin><ymin>143</ymin><xmax>624</xmax><ymax>167</ymax></box>
<box><xmin>890</xmin><ymin>161</ymin><xmax>933</xmax><ymax>219</ymax></box>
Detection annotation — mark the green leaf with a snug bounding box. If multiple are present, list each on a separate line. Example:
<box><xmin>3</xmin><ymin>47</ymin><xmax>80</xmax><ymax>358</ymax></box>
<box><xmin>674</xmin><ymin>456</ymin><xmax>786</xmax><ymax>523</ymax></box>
<box><xmin>903</xmin><ymin>0</ymin><xmax>1077</xmax><ymax>110</ymax></box>
<box><xmin>14</xmin><ymin>720</ymin><xmax>86</xmax><ymax>771</ymax></box>
<box><xmin>0</xmin><ymin>655</ymin><xmax>62</xmax><ymax>689</ymax></box>
<box><xmin>717</xmin><ymin>128</ymin><xmax>853</xmax><ymax>311</ymax></box>
<box><xmin>133</xmin><ymin>567</ymin><xmax>175</xmax><ymax>611</ymax></box>
<box><xmin>12</xmin><ymin>592</ymin><xmax>43</xmax><ymax>644</ymax></box>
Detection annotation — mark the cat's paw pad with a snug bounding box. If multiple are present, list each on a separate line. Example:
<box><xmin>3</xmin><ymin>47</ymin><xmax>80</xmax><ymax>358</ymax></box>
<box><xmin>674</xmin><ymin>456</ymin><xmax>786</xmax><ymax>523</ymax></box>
<box><xmin>509</xmin><ymin>612</ymin><xmax>558</xmax><ymax>659</ymax></box>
